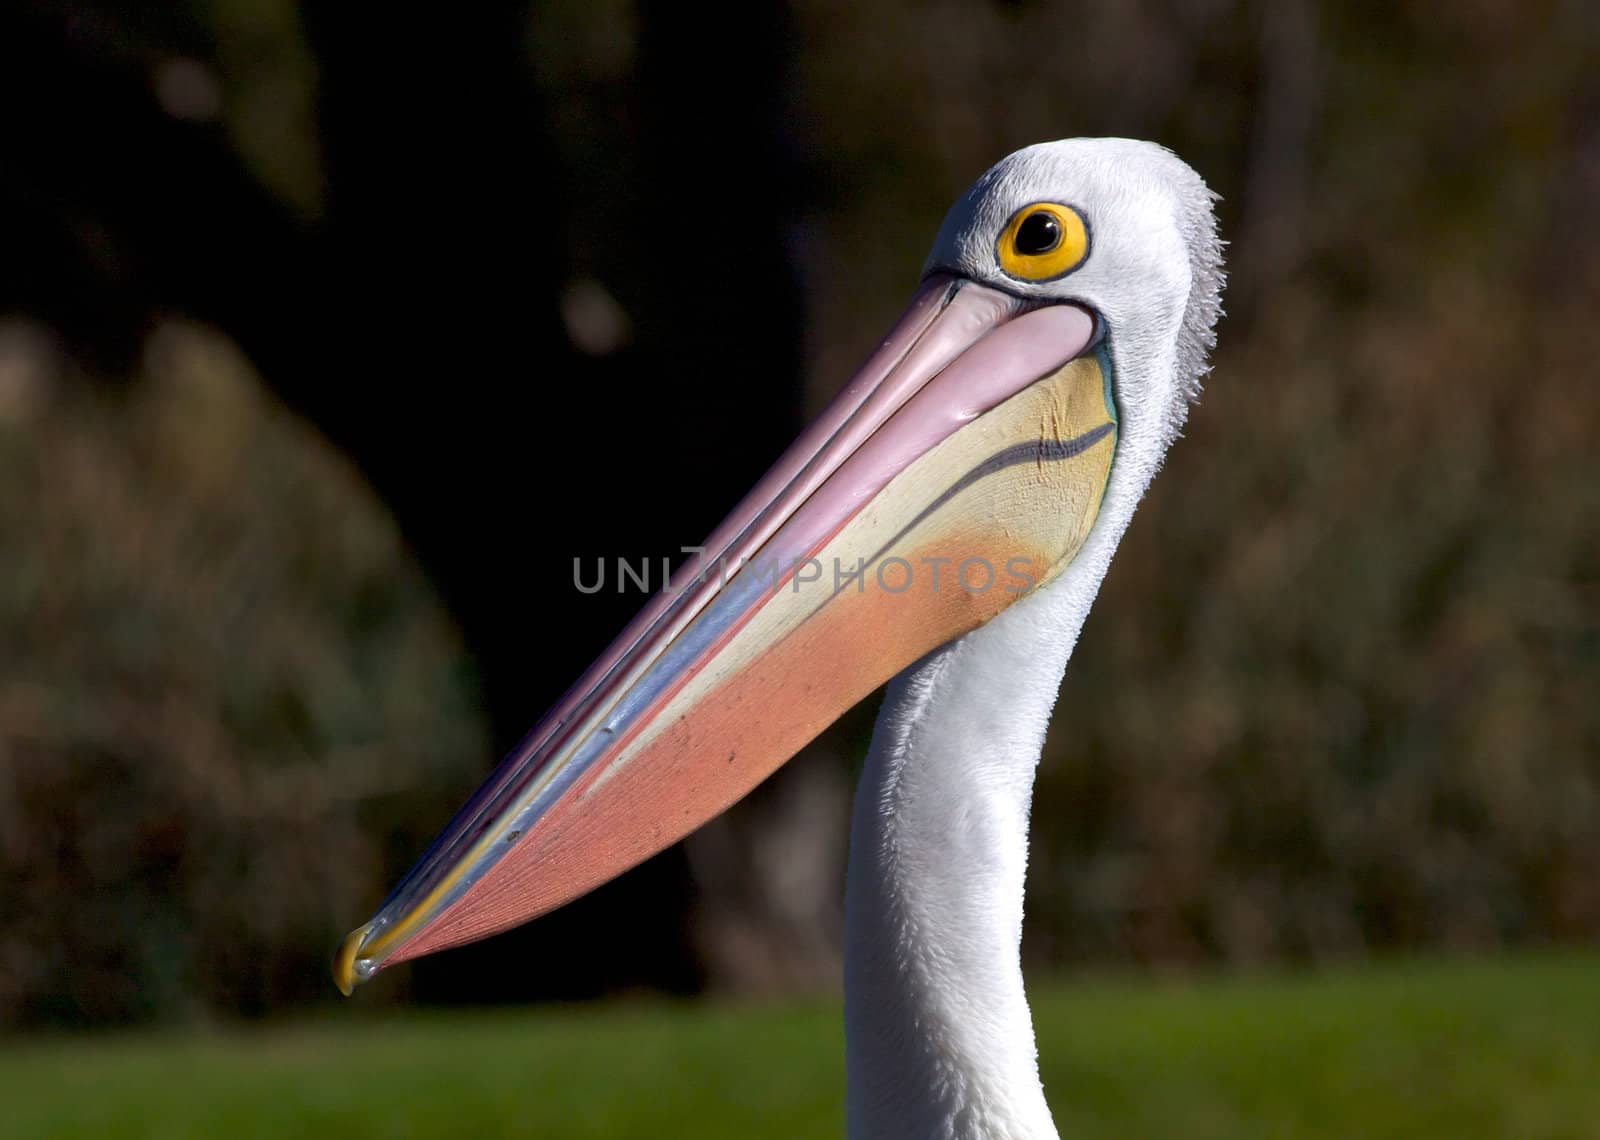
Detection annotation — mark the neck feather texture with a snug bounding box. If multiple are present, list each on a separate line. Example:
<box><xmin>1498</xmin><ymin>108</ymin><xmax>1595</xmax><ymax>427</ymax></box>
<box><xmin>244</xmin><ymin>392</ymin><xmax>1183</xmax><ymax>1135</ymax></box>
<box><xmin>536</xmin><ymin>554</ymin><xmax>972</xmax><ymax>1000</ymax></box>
<box><xmin>841</xmin><ymin>370</ymin><xmax>1165</xmax><ymax>1137</ymax></box>
<box><xmin>843</xmin><ymin>563</ymin><xmax>1104</xmax><ymax>1140</ymax></box>
<box><xmin>841</xmin><ymin>284</ymin><xmax>1191</xmax><ymax>1135</ymax></box>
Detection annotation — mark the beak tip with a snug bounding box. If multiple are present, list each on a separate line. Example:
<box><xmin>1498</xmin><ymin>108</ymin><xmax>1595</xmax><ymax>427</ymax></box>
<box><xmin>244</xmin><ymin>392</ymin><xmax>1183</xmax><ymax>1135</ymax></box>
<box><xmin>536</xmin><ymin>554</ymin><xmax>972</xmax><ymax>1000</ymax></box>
<box><xmin>332</xmin><ymin>922</ymin><xmax>376</xmax><ymax>997</ymax></box>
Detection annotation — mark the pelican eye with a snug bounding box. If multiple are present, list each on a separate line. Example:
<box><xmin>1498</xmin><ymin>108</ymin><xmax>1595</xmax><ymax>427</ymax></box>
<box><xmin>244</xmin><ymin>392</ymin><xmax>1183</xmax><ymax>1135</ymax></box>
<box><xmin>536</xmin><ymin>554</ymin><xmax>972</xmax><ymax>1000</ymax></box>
<box><xmin>997</xmin><ymin>202</ymin><xmax>1088</xmax><ymax>281</ymax></box>
<box><xmin>1014</xmin><ymin>212</ymin><xmax>1060</xmax><ymax>255</ymax></box>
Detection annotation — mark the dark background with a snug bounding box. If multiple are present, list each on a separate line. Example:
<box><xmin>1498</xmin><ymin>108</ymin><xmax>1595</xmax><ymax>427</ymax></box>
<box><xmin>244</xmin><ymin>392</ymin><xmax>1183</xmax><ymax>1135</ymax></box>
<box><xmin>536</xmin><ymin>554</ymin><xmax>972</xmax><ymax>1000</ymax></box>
<box><xmin>1</xmin><ymin>0</ymin><xmax>1597</xmax><ymax>1028</ymax></box>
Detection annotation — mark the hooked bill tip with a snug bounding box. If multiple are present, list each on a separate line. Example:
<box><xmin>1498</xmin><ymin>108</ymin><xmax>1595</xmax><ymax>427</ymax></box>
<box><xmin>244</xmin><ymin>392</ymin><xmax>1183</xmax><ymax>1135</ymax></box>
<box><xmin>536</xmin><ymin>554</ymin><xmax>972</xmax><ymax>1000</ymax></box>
<box><xmin>332</xmin><ymin>923</ymin><xmax>378</xmax><ymax>997</ymax></box>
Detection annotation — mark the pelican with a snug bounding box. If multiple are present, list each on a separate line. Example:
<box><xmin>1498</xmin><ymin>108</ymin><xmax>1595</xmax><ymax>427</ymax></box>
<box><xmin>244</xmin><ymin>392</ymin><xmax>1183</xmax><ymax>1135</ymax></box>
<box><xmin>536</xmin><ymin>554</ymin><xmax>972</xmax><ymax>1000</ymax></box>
<box><xmin>335</xmin><ymin>137</ymin><xmax>1223</xmax><ymax>1139</ymax></box>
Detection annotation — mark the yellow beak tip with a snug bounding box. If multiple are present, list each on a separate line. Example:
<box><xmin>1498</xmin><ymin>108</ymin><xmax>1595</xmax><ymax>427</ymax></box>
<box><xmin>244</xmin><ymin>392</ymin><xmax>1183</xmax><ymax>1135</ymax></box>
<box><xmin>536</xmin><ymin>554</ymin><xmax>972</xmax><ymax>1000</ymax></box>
<box><xmin>332</xmin><ymin>923</ymin><xmax>374</xmax><ymax>997</ymax></box>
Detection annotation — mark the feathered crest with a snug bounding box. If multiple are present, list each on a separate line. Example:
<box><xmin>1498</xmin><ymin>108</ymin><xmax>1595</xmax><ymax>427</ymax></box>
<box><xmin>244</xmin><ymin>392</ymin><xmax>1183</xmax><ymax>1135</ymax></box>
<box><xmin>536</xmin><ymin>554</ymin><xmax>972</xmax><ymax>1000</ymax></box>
<box><xmin>1174</xmin><ymin>184</ymin><xmax>1227</xmax><ymax>405</ymax></box>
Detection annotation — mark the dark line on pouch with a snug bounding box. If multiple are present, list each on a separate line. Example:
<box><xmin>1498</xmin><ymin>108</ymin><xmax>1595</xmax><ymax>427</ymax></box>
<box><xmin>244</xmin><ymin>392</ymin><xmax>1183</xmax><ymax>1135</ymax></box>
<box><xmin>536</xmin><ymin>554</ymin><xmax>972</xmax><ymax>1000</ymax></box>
<box><xmin>829</xmin><ymin>420</ymin><xmax>1116</xmax><ymax>601</ymax></box>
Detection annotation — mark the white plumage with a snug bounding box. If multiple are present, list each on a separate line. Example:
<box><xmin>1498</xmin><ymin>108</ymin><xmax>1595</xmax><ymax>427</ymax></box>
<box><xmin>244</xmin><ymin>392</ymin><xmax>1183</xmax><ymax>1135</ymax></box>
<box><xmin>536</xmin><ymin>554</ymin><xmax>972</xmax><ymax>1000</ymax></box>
<box><xmin>846</xmin><ymin>138</ymin><xmax>1224</xmax><ymax>1140</ymax></box>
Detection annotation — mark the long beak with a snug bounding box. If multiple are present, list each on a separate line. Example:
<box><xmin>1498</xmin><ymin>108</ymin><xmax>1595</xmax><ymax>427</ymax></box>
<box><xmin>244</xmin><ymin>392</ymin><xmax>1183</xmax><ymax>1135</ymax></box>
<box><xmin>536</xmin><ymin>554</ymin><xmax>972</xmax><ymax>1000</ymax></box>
<box><xmin>334</xmin><ymin>273</ymin><xmax>1117</xmax><ymax>993</ymax></box>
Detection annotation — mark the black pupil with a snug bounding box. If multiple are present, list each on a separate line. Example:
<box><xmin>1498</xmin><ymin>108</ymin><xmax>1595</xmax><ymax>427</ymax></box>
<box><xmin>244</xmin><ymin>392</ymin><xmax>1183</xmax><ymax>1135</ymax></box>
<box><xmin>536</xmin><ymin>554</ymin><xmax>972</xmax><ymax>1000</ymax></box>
<box><xmin>1015</xmin><ymin>211</ymin><xmax>1061</xmax><ymax>256</ymax></box>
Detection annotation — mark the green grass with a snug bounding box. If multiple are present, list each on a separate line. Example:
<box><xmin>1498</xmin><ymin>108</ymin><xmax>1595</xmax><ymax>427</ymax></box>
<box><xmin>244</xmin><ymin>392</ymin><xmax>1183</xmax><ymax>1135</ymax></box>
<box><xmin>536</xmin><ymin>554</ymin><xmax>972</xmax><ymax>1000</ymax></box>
<box><xmin>4</xmin><ymin>954</ymin><xmax>1599</xmax><ymax>1139</ymax></box>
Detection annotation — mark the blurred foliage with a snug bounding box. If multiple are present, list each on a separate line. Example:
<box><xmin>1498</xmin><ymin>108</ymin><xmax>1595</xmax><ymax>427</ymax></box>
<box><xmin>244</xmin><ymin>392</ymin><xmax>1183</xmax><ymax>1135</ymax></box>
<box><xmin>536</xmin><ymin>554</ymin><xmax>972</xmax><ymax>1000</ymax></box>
<box><xmin>0</xmin><ymin>322</ymin><xmax>486</xmax><ymax>1025</ymax></box>
<box><xmin>203</xmin><ymin>0</ymin><xmax>323</xmax><ymax>217</ymax></box>
<box><xmin>1023</xmin><ymin>0</ymin><xmax>1600</xmax><ymax>966</ymax></box>
<box><xmin>3</xmin><ymin>0</ymin><xmax>1599</xmax><ymax>1028</ymax></box>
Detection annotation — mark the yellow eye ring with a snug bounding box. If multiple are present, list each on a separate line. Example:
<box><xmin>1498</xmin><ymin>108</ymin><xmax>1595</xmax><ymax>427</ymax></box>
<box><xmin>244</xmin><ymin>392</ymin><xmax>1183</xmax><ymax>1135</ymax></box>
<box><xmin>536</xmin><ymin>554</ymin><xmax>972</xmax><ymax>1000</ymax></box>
<box><xmin>996</xmin><ymin>202</ymin><xmax>1089</xmax><ymax>281</ymax></box>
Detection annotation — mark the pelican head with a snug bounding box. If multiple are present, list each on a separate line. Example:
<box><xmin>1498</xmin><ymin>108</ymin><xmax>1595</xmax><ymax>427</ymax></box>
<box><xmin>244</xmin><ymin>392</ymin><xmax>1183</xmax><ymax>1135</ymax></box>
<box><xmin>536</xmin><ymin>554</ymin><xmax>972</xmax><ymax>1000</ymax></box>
<box><xmin>334</xmin><ymin>138</ymin><xmax>1223</xmax><ymax>1000</ymax></box>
